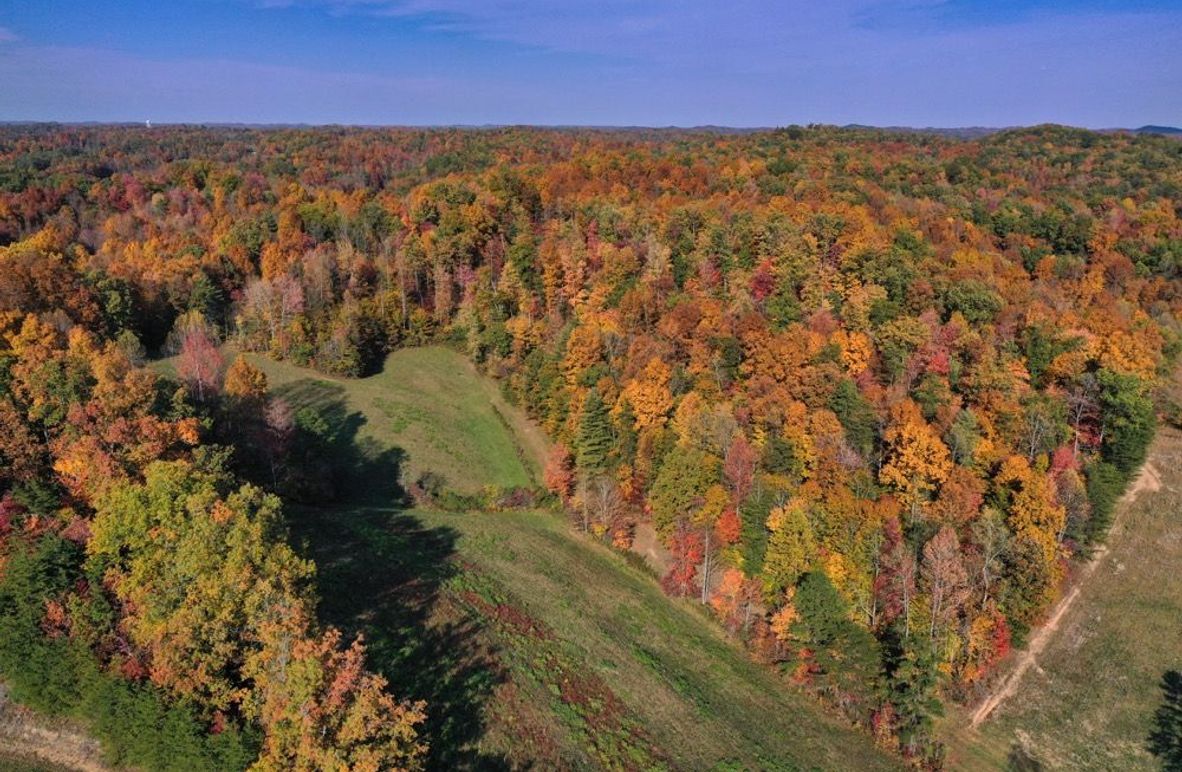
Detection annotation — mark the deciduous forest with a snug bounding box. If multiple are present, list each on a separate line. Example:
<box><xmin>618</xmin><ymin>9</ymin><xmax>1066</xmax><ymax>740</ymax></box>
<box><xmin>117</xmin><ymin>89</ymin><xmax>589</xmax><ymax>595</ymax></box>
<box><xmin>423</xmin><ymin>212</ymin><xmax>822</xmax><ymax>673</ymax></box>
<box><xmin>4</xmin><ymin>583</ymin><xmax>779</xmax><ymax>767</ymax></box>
<box><xmin>0</xmin><ymin>123</ymin><xmax>1179</xmax><ymax>769</ymax></box>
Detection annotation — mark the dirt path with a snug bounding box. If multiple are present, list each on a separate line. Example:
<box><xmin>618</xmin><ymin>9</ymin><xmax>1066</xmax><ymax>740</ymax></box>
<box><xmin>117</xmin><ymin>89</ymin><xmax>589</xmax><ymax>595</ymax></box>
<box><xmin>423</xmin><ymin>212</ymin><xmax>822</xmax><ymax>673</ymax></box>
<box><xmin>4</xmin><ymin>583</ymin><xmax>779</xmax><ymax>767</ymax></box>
<box><xmin>630</xmin><ymin>522</ymin><xmax>674</xmax><ymax>576</ymax></box>
<box><xmin>0</xmin><ymin>686</ymin><xmax>110</xmax><ymax>772</ymax></box>
<box><xmin>969</xmin><ymin>460</ymin><xmax>1163</xmax><ymax>728</ymax></box>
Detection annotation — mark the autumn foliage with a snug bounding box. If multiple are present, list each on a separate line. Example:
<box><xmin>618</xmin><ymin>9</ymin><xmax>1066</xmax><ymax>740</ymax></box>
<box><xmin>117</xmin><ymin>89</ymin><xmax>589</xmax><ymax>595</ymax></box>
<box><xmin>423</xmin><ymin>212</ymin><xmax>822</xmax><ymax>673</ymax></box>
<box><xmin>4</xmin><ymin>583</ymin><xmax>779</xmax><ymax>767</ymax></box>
<box><xmin>1</xmin><ymin>122</ymin><xmax>1179</xmax><ymax>766</ymax></box>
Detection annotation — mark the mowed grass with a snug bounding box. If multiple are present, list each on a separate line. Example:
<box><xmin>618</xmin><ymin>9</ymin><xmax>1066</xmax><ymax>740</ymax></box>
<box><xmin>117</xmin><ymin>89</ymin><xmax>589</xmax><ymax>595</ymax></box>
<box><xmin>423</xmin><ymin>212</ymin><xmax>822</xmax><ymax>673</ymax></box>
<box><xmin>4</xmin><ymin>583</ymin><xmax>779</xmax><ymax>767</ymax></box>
<box><xmin>0</xmin><ymin>751</ymin><xmax>72</xmax><ymax>771</ymax></box>
<box><xmin>296</xmin><ymin>504</ymin><xmax>901</xmax><ymax>771</ymax></box>
<box><xmin>242</xmin><ymin>346</ymin><xmax>542</xmax><ymax>494</ymax></box>
<box><xmin>223</xmin><ymin>346</ymin><xmax>901</xmax><ymax>770</ymax></box>
<box><xmin>943</xmin><ymin>427</ymin><xmax>1182</xmax><ymax>770</ymax></box>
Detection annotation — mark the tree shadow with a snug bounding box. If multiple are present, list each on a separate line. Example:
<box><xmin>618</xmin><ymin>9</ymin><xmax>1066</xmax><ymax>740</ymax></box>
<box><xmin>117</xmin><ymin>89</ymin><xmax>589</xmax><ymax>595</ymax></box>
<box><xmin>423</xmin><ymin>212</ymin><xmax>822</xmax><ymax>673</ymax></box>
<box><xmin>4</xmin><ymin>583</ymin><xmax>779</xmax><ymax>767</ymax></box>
<box><xmin>275</xmin><ymin>380</ymin><xmax>513</xmax><ymax>769</ymax></box>
<box><xmin>1148</xmin><ymin>669</ymin><xmax>1182</xmax><ymax>771</ymax></box>
<box><xmin>1006</xmin><ymin>742</ymin><xmax>1043</xmax><ymax>771</ymax></box>
<box><xmin>272</xmin><ymin>378</ymin><xmax>407</xmax><ymax>505</ymax></box>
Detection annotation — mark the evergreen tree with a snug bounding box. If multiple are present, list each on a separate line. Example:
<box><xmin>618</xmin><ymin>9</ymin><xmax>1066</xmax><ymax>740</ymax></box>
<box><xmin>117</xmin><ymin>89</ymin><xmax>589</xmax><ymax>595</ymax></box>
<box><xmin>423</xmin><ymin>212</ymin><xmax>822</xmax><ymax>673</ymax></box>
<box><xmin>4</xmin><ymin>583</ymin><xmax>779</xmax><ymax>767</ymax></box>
<box><xmin>1097</xmin><ymin>369</ymin><xmax>1156</xmax><ymax>477</ymax></box>
<box><xmin>1148</xmin><ymin>670</ymin><xmax>1182</xmax><ymax>771</ymax></box>
<box><xmin>792</xmin><ymin>571</ymin><xmax>880</xmax><ymax>706</ymax></box>
<box><xmin>1084</xmin><ymin>460</ymin><xmax>1125</xmax><ymax>545</ymax></box>
<box><xmin>614</xmin><ymin>399</ymin><xmax>639</xmax><ymax>469</ymax></box>
<box><xmin>576</xmin><ymin>388</ymin><xmax>614</xmax><ymax>476</ymax></box>
<box><xmin>881</xmin><ymin>642</ymin><xmax>944</xmax><ymax>761</ymax></box>
<box><xmin>829</xmin><ymin>379</ymin><xmax>878</xmax><ymax>460</ymax></box>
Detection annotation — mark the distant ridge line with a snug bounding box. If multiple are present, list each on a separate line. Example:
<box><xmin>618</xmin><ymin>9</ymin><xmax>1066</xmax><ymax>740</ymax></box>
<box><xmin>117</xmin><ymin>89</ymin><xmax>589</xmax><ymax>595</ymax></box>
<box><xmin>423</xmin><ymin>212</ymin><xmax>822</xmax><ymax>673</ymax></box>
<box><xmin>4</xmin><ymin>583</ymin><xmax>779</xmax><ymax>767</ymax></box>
<box><xmin>0</xmin><ymin>121</ymin><xmax>1178</xmax><ymax>138</ymax></box>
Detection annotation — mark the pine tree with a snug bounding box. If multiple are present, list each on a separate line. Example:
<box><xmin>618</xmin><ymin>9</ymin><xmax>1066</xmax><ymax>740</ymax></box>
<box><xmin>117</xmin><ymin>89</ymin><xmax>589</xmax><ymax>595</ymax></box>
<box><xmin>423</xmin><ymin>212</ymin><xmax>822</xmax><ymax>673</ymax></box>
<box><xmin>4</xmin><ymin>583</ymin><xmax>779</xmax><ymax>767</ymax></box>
<box><xmin>792</xmin><ymin>571</ymin><xmax>880</xmax><ymax>705</ymax></box>
<box><xmin>1097</xmin><ymin>369</ymin><xmax>1155</xmax><ymax>476</ymax></box>
<box><xmin>576</xmin><ymin>388</ymin><xmax>614</xmax><ymax>476</ymax></box>
<box><xmin>828</xmin><ymin>379</ymin><xmax>878</xmax><ymax>460</ymax></box>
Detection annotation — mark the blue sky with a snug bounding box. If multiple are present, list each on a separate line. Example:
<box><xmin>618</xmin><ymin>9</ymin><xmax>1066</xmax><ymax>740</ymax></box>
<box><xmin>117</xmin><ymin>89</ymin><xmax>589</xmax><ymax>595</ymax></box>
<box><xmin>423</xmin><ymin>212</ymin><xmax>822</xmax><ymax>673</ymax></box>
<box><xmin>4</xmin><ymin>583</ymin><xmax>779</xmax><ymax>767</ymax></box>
<box><xmin>0</xmin><ymin>0</ymin><xmax>1178</xmax><ymax>127</ymax></box>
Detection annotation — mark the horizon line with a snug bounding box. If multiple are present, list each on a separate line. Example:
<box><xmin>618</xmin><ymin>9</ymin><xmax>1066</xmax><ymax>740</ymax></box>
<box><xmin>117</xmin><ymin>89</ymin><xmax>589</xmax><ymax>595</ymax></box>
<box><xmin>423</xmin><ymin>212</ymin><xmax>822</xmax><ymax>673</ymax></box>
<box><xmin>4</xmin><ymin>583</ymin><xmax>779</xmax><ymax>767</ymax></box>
<box><xmin>0</xmin><ymin>120</ymin><xmax>1178</xmax><ymax>133</ymax></box>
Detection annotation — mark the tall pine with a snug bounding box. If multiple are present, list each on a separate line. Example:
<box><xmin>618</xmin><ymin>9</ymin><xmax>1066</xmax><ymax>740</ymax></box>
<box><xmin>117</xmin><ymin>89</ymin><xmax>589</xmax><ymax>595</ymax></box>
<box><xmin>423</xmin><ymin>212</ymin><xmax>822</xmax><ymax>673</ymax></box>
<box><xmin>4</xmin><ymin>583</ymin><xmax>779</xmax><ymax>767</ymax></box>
<box><xmin>576</xmin><ymin>389</ymin><xmax>614</xmax><ymax>476</ymax></box>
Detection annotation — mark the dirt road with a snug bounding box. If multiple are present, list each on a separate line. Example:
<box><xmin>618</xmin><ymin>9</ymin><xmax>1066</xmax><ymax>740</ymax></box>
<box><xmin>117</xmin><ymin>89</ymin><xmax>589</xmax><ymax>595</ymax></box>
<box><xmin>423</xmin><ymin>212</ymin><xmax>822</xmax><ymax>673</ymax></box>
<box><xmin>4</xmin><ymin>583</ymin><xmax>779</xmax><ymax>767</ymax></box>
<box><xmin>969</xmin><ymin>461</ymin><xmax>1163</xmax><ymax>728</ymax></box>
<box><xmin>0</xmin><ymin>685</ymin><xmax>109</xmax><ymax>772</ymax></box>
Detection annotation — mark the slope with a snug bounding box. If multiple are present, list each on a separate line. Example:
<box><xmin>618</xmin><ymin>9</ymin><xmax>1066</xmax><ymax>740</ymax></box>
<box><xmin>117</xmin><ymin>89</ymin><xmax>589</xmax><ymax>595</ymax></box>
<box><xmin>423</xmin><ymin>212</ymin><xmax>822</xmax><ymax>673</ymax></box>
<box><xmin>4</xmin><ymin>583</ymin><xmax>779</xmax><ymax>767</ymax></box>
<box><xmin>247</xmin><ymin>345</ymin><xmax>542</xmax><ymax>494</ymax></box>
<box><xmin>252</xmin><ymin>347</ymin><xmax>899</xmax><ymax>770</ymax></box>
<box><xmin>943</xmin><ymin>427</ymin><xmax>1182</xmax><ymax>770</ymax></box>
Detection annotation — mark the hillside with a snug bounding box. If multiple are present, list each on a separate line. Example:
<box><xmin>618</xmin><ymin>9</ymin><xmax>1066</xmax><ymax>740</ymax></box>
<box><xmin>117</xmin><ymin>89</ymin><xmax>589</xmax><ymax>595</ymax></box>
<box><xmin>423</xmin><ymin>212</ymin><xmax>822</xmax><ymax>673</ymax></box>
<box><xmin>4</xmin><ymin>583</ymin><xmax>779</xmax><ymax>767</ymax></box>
<box><xmin>243</xmin><ymin>346</ymin><xmax>545</xmax><ymax>494</ymax></box>
<box><xmin>251</xmin><ymin>347</ymin><xmax>900</xmax><ymax>769</ymax></box>
<box><xmin>942</xmin><ymin>426</ymin><xmax>1182</xmax><ymax>769</ymax></box>
<box><xmin>2</xmin><ymin>123</ymin><xmax>1181</xmax><ymax>769</ymax></box>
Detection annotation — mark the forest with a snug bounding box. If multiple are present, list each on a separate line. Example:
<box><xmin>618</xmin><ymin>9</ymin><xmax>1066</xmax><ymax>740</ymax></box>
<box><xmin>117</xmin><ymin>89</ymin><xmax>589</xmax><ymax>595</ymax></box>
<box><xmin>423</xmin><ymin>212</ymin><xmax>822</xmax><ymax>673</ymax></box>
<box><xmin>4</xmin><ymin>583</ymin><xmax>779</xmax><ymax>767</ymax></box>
<box><xmin>0</xmin><ymin>123</ymin><xmax>1180</xmax><ymax>769</ymax></box>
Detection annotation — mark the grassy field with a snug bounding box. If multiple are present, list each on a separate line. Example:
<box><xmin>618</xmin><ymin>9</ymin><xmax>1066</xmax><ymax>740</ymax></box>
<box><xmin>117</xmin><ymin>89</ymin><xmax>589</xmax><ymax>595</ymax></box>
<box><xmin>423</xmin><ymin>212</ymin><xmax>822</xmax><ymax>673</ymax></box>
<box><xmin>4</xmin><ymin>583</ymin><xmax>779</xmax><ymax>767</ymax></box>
<box><xmin>233</xmin><ymin>346</ymin><xmax>901</xmax><ymax>770</ymax></box>
<box><xmin>0</xmin><ymin>688</ymin><xmax>106</xmax><ymax>772</ymax></box>
<box><xmin>294</xmin><ymin>504</ymin><xmax>900</xmax><ymax>770</ymax></box>
<box><xmin>227</xmin><ymin>346</ymin><xmax>544</xmax><ymax>494</ymax></box>
<box><xmin>943</xmin><ymin>427</ymin><xmax>1182</xmax><ymax>770</ymax></box>
<box><xmin>0</xmin><ymin>751</ymin><xmax>74</xmax><ymax>771</ymax></box>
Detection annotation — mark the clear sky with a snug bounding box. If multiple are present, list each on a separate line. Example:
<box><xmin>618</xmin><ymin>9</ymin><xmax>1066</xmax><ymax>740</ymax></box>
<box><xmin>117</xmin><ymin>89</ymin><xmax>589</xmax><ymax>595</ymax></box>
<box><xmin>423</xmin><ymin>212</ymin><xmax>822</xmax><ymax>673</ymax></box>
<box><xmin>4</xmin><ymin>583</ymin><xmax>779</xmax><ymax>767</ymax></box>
<box><xmin>0</xmin><ymin>0</ymin><xmax>1178</xmax><ymax>127</ymax></box>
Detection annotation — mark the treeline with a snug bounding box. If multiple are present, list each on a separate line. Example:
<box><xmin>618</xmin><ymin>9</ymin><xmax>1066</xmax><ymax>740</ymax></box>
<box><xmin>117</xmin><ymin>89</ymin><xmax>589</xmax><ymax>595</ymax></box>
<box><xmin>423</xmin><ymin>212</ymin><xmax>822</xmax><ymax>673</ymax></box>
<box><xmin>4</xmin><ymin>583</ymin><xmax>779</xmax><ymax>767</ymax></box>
<box><xmin>0</xmin><ymin>270</ymin><xmax>426</xmax><ymax>762</ymax></box>
<box><xmin>2</xmin><ymin>123</ymin><xmax>1180</xmax><ymax>766</ymax></box>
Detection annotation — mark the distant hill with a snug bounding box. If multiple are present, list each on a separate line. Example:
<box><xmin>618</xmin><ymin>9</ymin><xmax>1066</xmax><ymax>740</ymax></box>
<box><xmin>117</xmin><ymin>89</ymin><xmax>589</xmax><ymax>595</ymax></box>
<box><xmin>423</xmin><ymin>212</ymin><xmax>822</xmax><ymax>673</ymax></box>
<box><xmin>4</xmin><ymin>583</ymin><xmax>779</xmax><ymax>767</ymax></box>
<box><xmin>842</xmin><ymin>123</ymin><xmax>1004</xmax><ymax>139</ymax></box>
<box><xmin>1132</xmin><ymin>125</ymin><xmax>1182</xmax><ymax>136</ymax></box>
<box><xmin>1</xmin><ymin>121</ymin><xmax>1177</xmax><ymax>139</ymax></box>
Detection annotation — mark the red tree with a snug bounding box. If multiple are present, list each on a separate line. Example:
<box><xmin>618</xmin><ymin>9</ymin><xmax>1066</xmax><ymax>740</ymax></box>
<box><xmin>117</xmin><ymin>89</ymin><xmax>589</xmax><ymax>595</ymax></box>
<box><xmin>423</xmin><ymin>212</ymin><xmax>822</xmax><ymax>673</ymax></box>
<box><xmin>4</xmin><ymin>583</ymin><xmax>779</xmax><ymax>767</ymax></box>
<box><xmin>723</xmin><ymin>434</ymin><xmax>758</xmax><ymax>508</ymax></box>
<box><xmin>661</xmin><ymin>522</ymin><xmax>704</xmax><ymax>598</ymax></box>
<box><xmin>176</xmin><ymin>327</ymin><xmax>223</xmax><ymax>402</ymax></box>
<box><xmin>543</xmin><ymin>444</ymin><xmax>575</xmax><ymax>503</ymax></box>
<box><xmin>873</xmin><ymin>514</ymin><xmax>916</xmax><ymax>633</ymax></box>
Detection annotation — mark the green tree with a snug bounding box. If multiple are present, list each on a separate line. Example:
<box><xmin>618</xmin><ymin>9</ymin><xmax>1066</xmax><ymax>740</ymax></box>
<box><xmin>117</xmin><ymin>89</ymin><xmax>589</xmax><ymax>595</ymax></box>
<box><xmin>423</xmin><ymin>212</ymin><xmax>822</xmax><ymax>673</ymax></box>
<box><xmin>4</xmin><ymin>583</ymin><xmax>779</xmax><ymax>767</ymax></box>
<box><xmin>1084</xmin><ymin>460</ymin><xmax>1125</xmax><ymax>546</ymax></box>
<box><xmin>575</xmin><ymin>388</ymin><xmax>614</xmax><ymax>476</ymax></box>
<box><xmin>1097</xmin><ymin>369</ymin><xmax>1155</xmax><ymax>476</ymax></box>
<box><xmin>942</xmin><ymin>279</ymin><xmax>1002</xmax><ymax>324</ymax></box>
<box><xmin>945</xmin><ymin>408</ymin><xmax>982</xmax><ymax>466</ymax></box>
<box><xmin>1147</xmin><ymin>669</ymin><xmax>1182</xmax><ymax>771</ymax></box>
<box><xmin>882</xmin><ymin>644</ymin><xmax>943</xmax><ymax>760</ymax></box>
<box><xmin>648</xmin><ymin>445</ymin><xmax>717</xmax><ymax>534</ymax></box>
<box><xmin>791</xmin><ymin>571</ymin><xmax>880</xmax><ymax>707</ymax></box>
<box><xmin>829</xmin><ymin>379</ymin><xmax>878</xmax><ymax>460</ymax></box>
<box><xmin>0</xmin><ymin>535</ymin><xmax>85</xmax><ymax>713</ymax></box>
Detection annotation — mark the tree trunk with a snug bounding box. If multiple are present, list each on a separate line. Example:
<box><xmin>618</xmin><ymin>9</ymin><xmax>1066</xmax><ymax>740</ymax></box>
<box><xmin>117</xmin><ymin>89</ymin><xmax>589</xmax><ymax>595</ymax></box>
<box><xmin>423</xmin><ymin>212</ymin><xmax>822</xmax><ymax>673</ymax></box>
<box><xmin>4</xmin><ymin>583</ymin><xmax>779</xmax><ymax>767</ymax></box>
<box><xmin>699</xmin><ymin>527</ymin><xmax>712</xmax><ymax>605</ymax></box>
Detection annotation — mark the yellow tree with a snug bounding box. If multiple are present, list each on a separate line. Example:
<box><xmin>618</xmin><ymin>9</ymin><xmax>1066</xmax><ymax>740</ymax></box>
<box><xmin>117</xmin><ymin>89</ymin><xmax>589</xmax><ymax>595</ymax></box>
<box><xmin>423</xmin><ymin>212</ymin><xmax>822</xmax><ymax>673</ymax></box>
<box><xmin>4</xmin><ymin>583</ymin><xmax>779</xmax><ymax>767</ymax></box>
<box><xmin>832</xmin><ymin>329</ymin><xmax>874</xmax><ymax>376</ymax></box>
<box><xmin>879</xmin><ymin>400</ymin><xmax>952</xmax><ymax>514</ymax></box>
<box><xmin>621</xmin><ymin>356</ymin><xmax>673</xmax><ymax>430</ymax></box>
<box><xmin>762</xmin><ymin>501</ymin><xmax>816</xmax><ymax>597</ymax></box>
<box><xmin>995</xmin><ymin>455</ymin><xmax>1065</xmax><ymax>568</ymax></box>
<box><xmin>224</xmin><ymin>356</ymin><xmax>270</xmax><ymax>401</ymax></box>
<box><xmin>247</xmin><ymin>619</ymin><xmax>426</xmax><ymax>772</ymax></box>
<box><xmin>994</xmin><ymin>455</ymin><xmax>1067</xmax><ymax>622</ymax></box>
<box><xmin>88</xmin><ymin>462</ymin><xmax>314</xmax><ymax>711</ymax></box>
<box><xmin>561</xmin><ymin>323</ymin><xmax>601</xmax><ymax>385</ymax></box>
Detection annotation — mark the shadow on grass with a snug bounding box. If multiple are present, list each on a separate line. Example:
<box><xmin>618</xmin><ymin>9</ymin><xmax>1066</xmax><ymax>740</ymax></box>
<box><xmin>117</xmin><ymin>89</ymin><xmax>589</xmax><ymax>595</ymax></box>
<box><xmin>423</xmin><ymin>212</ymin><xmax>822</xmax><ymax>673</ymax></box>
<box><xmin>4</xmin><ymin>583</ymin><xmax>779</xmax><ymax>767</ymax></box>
<box><xmin>1006</xmin><ymin>743</ymin><xmax>1044</xmax><ymax>771</ymax></box>
<box><xmin>1148</xmin><ymin>669</ymin><xmax>1182</xmax><ymax>771</ymax></box>
<box><xmin>272</xmin><ymin>378</ymin><xmax>406</xmax><ymax>505</ymax></box>
<box><xmin>276</xmin><ymin>379</ymin><xmax>513</xmax><ymax>769</ymax></box>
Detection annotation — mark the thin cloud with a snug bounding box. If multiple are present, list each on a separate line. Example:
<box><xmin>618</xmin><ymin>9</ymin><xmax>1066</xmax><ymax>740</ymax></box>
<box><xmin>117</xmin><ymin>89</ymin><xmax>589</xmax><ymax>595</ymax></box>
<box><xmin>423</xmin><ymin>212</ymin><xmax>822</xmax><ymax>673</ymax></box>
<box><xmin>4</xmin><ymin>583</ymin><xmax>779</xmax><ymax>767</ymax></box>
<box><xmin>0</xmin><ymin>45</ymin><xmax>462</xmax><ymax>124</ymax></box>
<box><xmin>2</xmin><ymin>2</ymin><xmax>1179</xmax><ymax>126</ymax></box>
<box><xmin>0</xmin><ymin>26</ymin><xmax>19</xmax><ymax>43</ymax></box>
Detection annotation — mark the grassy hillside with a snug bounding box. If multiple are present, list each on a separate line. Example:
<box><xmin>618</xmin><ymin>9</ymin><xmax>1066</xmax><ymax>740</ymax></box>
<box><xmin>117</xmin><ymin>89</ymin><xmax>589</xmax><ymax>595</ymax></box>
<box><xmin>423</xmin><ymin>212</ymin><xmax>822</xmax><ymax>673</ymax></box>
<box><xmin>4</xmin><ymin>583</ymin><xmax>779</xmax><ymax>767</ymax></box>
<box><xmin>0</xmin><ymin>751</ymin><xmax>74</xmax><ymax>771</ymax></box>
<box><xmin>943</xmin><ymin>427</ymin><xmax>1182</xmax><ymax>770</ymax></box>
<box><xmin>294</xmin><ymin>504</ymin><xmax>901</xmax><ymax>770</ymax></box>
<box><xmin>201</xmin><ymin>346</ymin><xmax>540</xmax><ymax>494</ymax></box>
<box><xmin>247</xmin><ymin>346</ymin><xmax>541</xmax><ymax>494</ymax></box>
<box><xmin>241</xmin><ymin>347</ymin><xmax>899</xmax><ymax>770</ymax></box>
